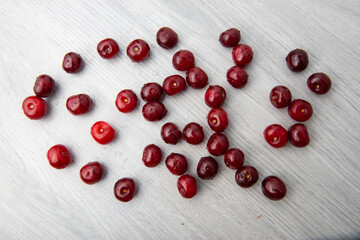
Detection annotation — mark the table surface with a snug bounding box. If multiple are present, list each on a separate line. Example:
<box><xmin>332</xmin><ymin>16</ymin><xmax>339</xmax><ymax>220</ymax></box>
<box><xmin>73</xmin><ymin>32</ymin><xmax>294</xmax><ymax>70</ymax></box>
<box><xmin>1</xmin><ymin>0</ymin><xmax>360</xmax><ymax>239</ymax></box>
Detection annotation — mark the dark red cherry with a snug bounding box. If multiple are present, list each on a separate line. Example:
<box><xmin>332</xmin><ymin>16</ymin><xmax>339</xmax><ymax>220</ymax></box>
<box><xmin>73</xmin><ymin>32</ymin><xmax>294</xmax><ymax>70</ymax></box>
<box><xmin>235</xmin><ymin>165</ymin><xmax>258</xmax><ymax>188</ymax></box>
<box><xmin>80</xmin><ymin>161</ymin><xmax>104</xmax><ymax>184</ymax></box>
<box><xmin>33</xmin><ymin>74</ymin><xmax>55</xmax><ymax>97</ymax></box>
<box><xmin>156</xmin><ymin>27</ymin><xmax>178</xmax><ymax>49</ymax></box>
<box><xmin>177</xmin><ymin>174</ymin><xmax>197</xmax><ymax>199</ymax></box>
<box><xmin>183</xmin><ymin>122</ymin><xmax>205</xmax><ymax>145</ymax></box>
<box><xmin>205</xmin><ymin>85</ymin><xmax>226</xmax><ymax>108</ymax></box>
<box><xmin>22</xmin><ymin>96</ymin><xmax>47</xmax><ymax>120</ymax></box>
<box><xmin>219</xmin><ymin>28</ymin><xmax>241</xmax><ymax>47</ymax></box>
<box><xmin>288</xmin><ymin>99</ymin><xmax>313</xmax><ymax>122</ymax></box>
<box><xmin>142</xmin><ymin>144</ymin><xmax>162</xmax><ymax>167</ymax></box>
<box><xmin>140</xmin><ymin>82</ymin><xmax>164</xmax><ymax>101</ymax></box>
<box><xmin>270</xmin><ymin>86</ymin><xmax>292</xmax><ymax>108</ymax></box>
<box><xmin>286</xmin><ymin>49</ymin><xmax>309</xmax><ymax>72</ymax></box>
<box><xmin>263</xmin><ymin>124</ymin><xmax>288</xmax><ymax>148</ymax></box>
<box><xmin>307</xmin><ymin>72</ymin><xmax>332</xmax><ymax>94</ymax></box>
<box><xmin>207</xmin><ymin>108</ymin><xmax>229</xmax><ymax>132</ymax></box>
<box><xmin>224</xmin><ymin>148</ymin><xmax>244</xmax><ymax>170</ymax></box>
<box><xmin>232</xmin><ymin>44</ymin><xmax>253</xmax><ymax>67</ymax></box>
<box><xmin>186</xmin><ymin>66</ymin><xmax>208</xmax><ymax>89</ymax></box>
<box><xmin>114</xmin><ymin>178</ymin><xmax>136</xmax><ymax>202</ymax></box>
<box><xmin>66</xmin><ymin>94</ymin><xmax>93</xmax><ymax>115</ymax></box>
<box><xmin>163</xmin><ymin>75</ymin><xmax>186</xmax><ymax>96</ymax></box>
<box><xmin>207</xmin><ymin>132</ymin><xmax>229</xmax><ymax>156</ymax></box>
<box><xmin>161</xmin><ymin>122</ymin><xmax>182</xmax><ymax>145</ymax></box>
<box><xmin>90</xmin><ymin>121</ymin><xmax>115</xmax><ymax>145</ymax></box>
<box><xmin>172</xmin><ymin>50</ymin><xmax>195</xmax><ymax>71</ymax></box>
<box><xmin>197</xmin><ymin>156</ymin><xmax>218</xmax><ymax>180</ymax></box>
<box><xmin>288</xmin><ymin>123</ymin><xmax>310</xmax><ymax>147</ymax></box>
<box><xmin>142</xmin><ymin>101</ymin><xmax>167</xmax><ymax>122</ymax></box>
<box><xmin>165</xmin><ymin>153</ymin><xmax>188</xmax><ymax>175</ymax></box>
<box><xmin>97</xmin><ymin>38</ymin><xmax>119</xmax><ymax>59</ymax></box>
<box><xmin>262</xmin><ymin>176</ymin><xmax>287</xmax><ymax>200</ymax></box>
<box><xmin>226</xmin><ymin>66</ymin><xmax>248</xmax><ymax>89</ymax></box>
<box><xmin>126</xmin><ymin>39</ymin><xmax>150</xmax><ymax>62</ymax></box>
<box><xmin>115</xmin><ymin>89</ymin><xmax>138</xmax><ymax>113</ymax></box>
<box><xmin>62</xmin><ymin>52</ymin><xmax>83</xmax><ymax>73</ymax></box>
<box><xmin>47</xmin><ymin>144</ymin><xmax>72</xmax><ymax>169</ymax></box>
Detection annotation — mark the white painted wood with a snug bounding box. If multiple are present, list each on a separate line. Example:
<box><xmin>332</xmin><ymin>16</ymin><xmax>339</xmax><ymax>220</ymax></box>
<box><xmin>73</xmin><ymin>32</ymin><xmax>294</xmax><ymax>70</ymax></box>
<box><xmin>0</xmin><ymin>0</ymin><xmax>359</xmax><ymax>239</ymax></box>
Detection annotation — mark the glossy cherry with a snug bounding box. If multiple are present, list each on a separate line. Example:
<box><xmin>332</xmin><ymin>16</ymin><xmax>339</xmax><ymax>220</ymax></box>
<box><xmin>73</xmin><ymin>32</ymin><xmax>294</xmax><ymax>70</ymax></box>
<box><xmin>224</xmin><ymin>148</ymin><xmax>245</xmax><ymax>170</ymax></box>
<box><xmin>197</xmin><ymin>156</ymin><xmax>218</xmax><ymax>180</ymax></box>
<box><xmin>226</xmin><ymin>66</ymin><xmax>248</xmax><ymax>89</ymax></box>
<box><xmin>307</xmin><ymin>72</ymin><xmax>332</xmax><ymax>94</ymax></box>
<box><xmin>140</xmin><ymin>82</ymin><xmax>164</xmax><ymax>101</ymax></box>
<box><xmin>186</xmin><ymin>66</ymin><xmax>208</xmax><ymax>89</ymax></box>
<box><xmin>161</xmin><ymin>122</ymin><xmax>182</xmax><ymax>145</ymax></box>
<box><xmin>288</xmin><ymin>123</ymin><xmax>310</xmax><ymax>147</ymax></box>
<box><xmin>156</xmin><ymin>27</ymin><xmax>178</xmax><ymax>49</ymax></box>
<box><xmin>165</xmin><ymin>153</ymin><xmax>188</xmax><ymax>175</ymax></box>
<box><xmin>91</xmin><ymin>121</ymin><xmax>115</xmax><ymax>145</ymax></box>
<box><xmin>219</xmin><ymin>28</ymin><xmax>241</xmax><ymax>47</ymax></box>
<box><xmin>115</xmin><ymin>89</ymin><xmax>138</xmax><ymax>113</ymax></box>
<box><xmin>22</xmin><ymin>96</ymin><xmax>47</xmax><ymax>120</ymax></box>
<box><xmin>262</xmin><ymin>176</ymin><xmax>287</xmax><ymax>200</ymax></box>
<box><xmin>207</xmin><ymin>107</ymin><xmax>229</xmax><ymax>132</ymax></box>
<box><xmin>47</xmin><ymin>144</ymin><xmax>72</xmax><ymax>169</ymax></box>
<box><xmin>270</xmin><ymin>86</ymin><xmax>292</xmax><ymax>108</ymax></box>
<box><xmin>142</xmin><ymin>144</ymin><xmax>162</xmax><ymax>167</ymax></box>
<box><xmin>288</xmin><ymin>99</ymin><xmax>313</xmax><ymax>122</ymax></box>
<box><xmin>207</xmin><ymin>132</ymin><xmax>229</xmax><ymax>156</ymax></box>
<box><xmin>62</xmin><ymin>52</ymin><xmax>83</xmax><ymax>73</ymax></box>
<box><xmin>142</xmin><ymin>101</ymin><xmax>167</xmax><ymax>121</ymax></box>
<box><xmin>126</xmin><ymin>39</ymin><xmax>150</xmax><ymax>62</ymax></box>
<box><xmin>205</xmin><ymin>85</ymin><xmax>226</xmax><ymax>108</ymax></box>
<box><xmin>97</xmin><ymin>38</ymin><xmax>119</xmax><ymax>59</ymax></box>
<box><xmin>80</xmin><ymin>161</ymin><xmax>104</xmax><ymax>184</ymax></box>
<box><xmin>163</xmin><ymin>75</ymin><xmax>186</xmax><ymax>95</ymax></box>
<box><xmin>33</xmin><ymin>74</ymin><xmax>55</xmax><ymax>97</ymax></box>
<box><xmin>177</xmin><ymin>174</ymin><xmax>197</xmax><ymax>199</ymax></box>
<box><xmin>232</xmin><ymin>44</ymin><xmax>253</xmax><ymax>67</ymax></box>
<box><xmin>114</xmin><ymin>178</ymin><xmax>136</xmax><ymax>202</ymax></box>
<box><xmin>66</xmin><ymin>94</ymin><xmax>93</xmax><ymax>115</ymax></box>
<box><xmin>172</xmin><ymin>50</ymin><xmax>195</xmax><ymax>71</ymax></box>
<box><xmin>263</xmin><ymin>124</ymin><xmax>288</xmax><ymax>148</ymax></box>
<box><xmin>286</xmin><ymin>48</ymin><xmax>309</xmax><ymax>72</ymax></box>
<box><xmin>235</xmin><ymin>165</ymin><xmax>258</xmax><ymax>188</ymax></box>
<box><xmin>183</xmin><ymin>122</ymin><xmax>205</xmax><ymax>145</ymax></box>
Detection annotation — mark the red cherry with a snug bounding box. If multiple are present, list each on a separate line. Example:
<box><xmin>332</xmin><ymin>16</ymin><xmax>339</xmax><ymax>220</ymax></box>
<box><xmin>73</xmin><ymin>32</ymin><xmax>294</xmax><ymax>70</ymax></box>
<box><xmin>114</xmin><ymin>178</ymin><xmax>136</xmax><ymax>202</ymax></box>
<box><xmin>288</xmin><ymin>99</ymin><xmax>313</xmax><ymax>122</ymax></box>
<box><xmin>262</xmin><ymin>176</ymin><xmax>287</xmax><ymax>200</ymax></box>
<box><xmin>163</xmin><ymin>75</ymin><xmax>186</xmax><ymax>96</ymax></box>
<box><xmin>115</xmin><ymin>89</ymin><xmax>138</xmax><ymax>113</ymax></box>
<box><xmin>126</xmin><ymin>39</ymin><xmax>150</xmax><ymax>62</ymax></box>
<box><xmin>47</xmin><ymin>144</ymin><xmax>72</xmax><ymax>169</ymax></box>
<box><xmin>91</xmin><ymin>121</ymin><xmax>115</xmax><ymax>145</ymax></box>
<box><xmin>80</xmin><ymin>161</ymin><xmax>104</xmax><ymax>184</ymax></box>
<box><xmin>142</xmin><ymin>144</ymin><xmax>162</xmax><ymax>167</ymax></box>
<box><xmin>307</xmin><ymin>72</ymin><xmax>332</xmax><ymax>94</ymax></box>
<box><xmin>66</xmin><ymin>94</ymin><xmax>93</xmax><ymax>115</ymax></box>
<box><xmin>97</xmin><ymin>38</ymin><xmax>119</xmax><ymax>59</ymax></box>
<box><xmin>204</xmin><ymin>85</ymin><xmax>226</xmax><ymax>108</ymax></box>
<box><xmin>182</xmin><ymin>122</ymin><xmax>205</xmax><ymax>145</ymax></box>
<box><xmin>177</xmin><ymin>174</ymin><xmax>197</xmax><ymax>199</ymax></box>
<box><xmin>161</xmin><ymin>122</ymin><xmax>182</xmax><ymax>145</ymax></box>
<box><xmin>263</xmin><ymin>124</ymin><xmax>288</xmax><ymax>148</ymax></box>
<box><xmin>156</xmin><ymin>27</ymin><xmax>178</xmax><ymax>49</ymax></box>
<box><xmin>207</xmin><ymin>133</ymin><xmax>229</xmax><ymax>156</ymax></box>
<box><xmin>140</xmin><ymin>82</ymin><xmax>164</xmax><ymax>101</ymax></box>
<box><xmin>142</xmin><ymin>101</ymin><xmax>167</xmax><ymax>122</ymax></box>
<box><xmin>224</xmin><ymin>148</ymin><xmax>244</xmax><ymax>170</ymax></box>
<box><xmin>197</xmin><ymin>156</ymin><xmax>218</xmax><ymax>180</ymax></box>
<box><xmin>226</xmin><ymin>66</ymin><xmax>248</xmax><ymax>89</ymax></box>
<box><xmin>207</xmin><ymin>107</ymin><xmax>229</xmax><ymax>132</ymax></box>
<box><xmin>186</xmin><ymin>66</ymin><xmax>208</xmax><ymax>89</ymax></box>
<box><xmin>219</xmin><ymin>28</ymin><xmax>241</xmax><ymax>47</ymax></box>
<box><xmin>62</xmin><ymin>52</ymin><xmax>83</xmax><ymax>73</ymax></box>
<box><xmin>22</xmin><ymin>96</ymin><xmax>47</xmax><ymax>120</ymax></box>
<box><xmin>172</xmin><ymin>50</ymin><xmax>195</xmax><ymax>71</ymax></box>
<box><xmin>232</xmin><ymin>44</ymin><xmax>253</xmax><ymax>67</ymax></box>
<box><xmin>288</xmin><ymin>123</ymin><xmax>310</xmax><ymax>147</ymax></box>
<box><xmin>33</xmin><ymin>74</ymin><xmax>55</xmax><ymax>97</ymax></box>
<box><xmin>235</xmin><ymin>165</ymin><xmax>258</xmax><ymax>188</ymax></box>
<box><xmin>165</xmin><ymin>153</ymin><xmax>188</xmax><ymax>175</ymax></box>
<box><xmin>270</xmin><ymin>86</ymin><xmax>292</xmax><ymax>108</ymax></box>
<box><xmin>286</xmin><ymin>49</ymin><xmax>309</xmax><ymax>72</ymax></box>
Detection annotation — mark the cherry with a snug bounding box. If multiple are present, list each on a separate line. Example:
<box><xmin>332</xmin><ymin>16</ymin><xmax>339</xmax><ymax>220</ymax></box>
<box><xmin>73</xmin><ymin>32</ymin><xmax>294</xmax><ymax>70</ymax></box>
<box><xmin>97</xmin><ymin>38</ymin><xmax>119</xmax><ymax>59</ymax></box>
<box><xmin>207</xmin><ymin>133</ymin><xmax>229</xmax><ymax>156</ymax></box>
<box><xmin>224</xmin><ymin>148</ymin><xmax>244</xmax><ymax>170</ymax></box>
<box><xmin>142</xmin><ymin>144</ymin><xmax>162</xmax><ymax>167</ymax></box>
<box><xmin>270</xmin><ymin>86</ymin><xmax>292</xmax><ymax>108</ymax></box>
<box><xmin>91</xmin><ymin>121</ymin><xmax>115</xmax><ymax>145</ymax></box>
<box><xmin>262</xmin><ymin>176</ymin><xmax>287</xmax><ymax>200</ymax></box>
<box><xmin>156</xmin><ymin>27</ymin><xmax>178</xmax><ymax>49</ymax></box>
<box><xmin>115</xmin><ymin>89</ymin><xmax>138</xmax><ymax>113</ymax></box>
<box><xmin>62</xmin><ymin>52</ymin><xmax>83</xmax><ymax>73</ymax></box>
<box><xmin>142</xmin><ymin>101</ymin><xmax>167</xmax><ymax>121</ymax></box>
<box><xmin>47</xmin><ymin>144</ymin><xmax>72</xmax><ymax>169</ymax></box>
<box><xmin>263</xmin><ymin>124</ymin><xmax>288</xmax><ymax>148</ymax></box>
<box><xmin>288</xmin><ymin>123</ymin><xmax>310</xmax><ymax>147</ymax></box>
<box><xmin>114</xmin><ymin>178</ymin><xmax>136</xmax><ymax>202</ymax></box>
<box><xmin>307</xmin><ymin>72</ymin><xmax>332</xmax><ymax>95</ymax></box>
<box><xmin>66</xmin><ymin>94</ymin><xmax>93</xmax><ymax>115</ymax></box>
<box><xmin>80</xmin><ymin>161</ymin><xmax>104</xmax><ymax>184</ymax></box>
<box><xmin>183</xmin><ymin>122</ymin><xmax>205</xmax><ymax>145</ymax></box>
<box><xmin>232</xmin><ymin>44</ymin><xmax>253</xmax><ymax>67</ymax></box>
<box><xmin>126</xmin><ymin>39</ymin><xmax>150</xmax><ymax>62</ymax></box>
<box><xmin>288</xmin><ymin>99</ymin><xmax>313</xmax><ymax>122</ymax></box>
<box><xmin>163</xmin><ymin>75</ymin><xmax>186</xmax><ymax>95</ymax></box>
<box><xmin>22</xmin><ymin>96</ymin><xmax>47</xmax><ymax>120</ymax></box>
<box><xmin>177</xmin><ymin>174</ymin><xmax>197</xmax><ymax>199</ymax></box>
<box><xmin>235</xmin><ymin>165</ymin><xmax>258</xmax><ymax>188</ymax></box>
<box><xmin>33</xmin><ymin>74</ymin><xmax>55</xmax><ymax>97</ymax></box>
<box><xmin>205</xmin><ymin>85</ymin><xmax>226</xmax><ymax>108</ymax></box>
<box><xmin>207</xmin><ymin>107</ymin><xmax>229</xmax><ymax>132</ymax></box>
<box><xmin>219</xmin><ymin>28</ymin><xmax>241</xmax><ymax>48</ymax></box>
<box><xmin>172</xmin><ymin>50</ymin><xmax>195</xmax><ymax>71</ymax></box>
<box><xmin>286</xmin><ymin>48</ymin><xmax>309</xmax><ymax>72</ymax></box>
<box><xmin>226</xmin><ymin>66</ymin><xmax>248</xmax><ymax>89</ymax></box>
<box><xmin>197</xmin><ymin>156</ymin><xmax>218</xmax><ymax>180</ymax></box>
<box><xmin>161</xmin><ymin>122</ymin><xmax>182</xmax><ymax>145</ymax></box>
<box><xmin>165</xmin><ymin>153</ymin><xmax>188</xmax><ymax>175</ymax></box>
<box><xmin>186</xmin><ymin>66</ymin><xmax>208</xmax><ymax>89</ymax></box>
<box><xmin>140</xmin><ymin>82</ymin><xmax>164</xmax><ymax>101</ymax></box>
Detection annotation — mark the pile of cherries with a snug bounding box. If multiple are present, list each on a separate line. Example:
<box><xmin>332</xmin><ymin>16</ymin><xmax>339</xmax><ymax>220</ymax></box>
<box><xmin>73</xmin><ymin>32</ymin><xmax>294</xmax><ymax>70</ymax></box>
<box><xmin>22</xmin><ymin>27</ymin><xmax>331</xmax><ymax>202</ymax></box>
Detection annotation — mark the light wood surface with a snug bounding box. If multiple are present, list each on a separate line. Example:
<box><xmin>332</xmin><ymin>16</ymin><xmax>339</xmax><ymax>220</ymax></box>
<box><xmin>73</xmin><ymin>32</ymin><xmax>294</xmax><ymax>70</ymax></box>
<box><xmin>1</xmin><ymin>0</ymin><xmax>359</xmax><ymax>239</ymax></box>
